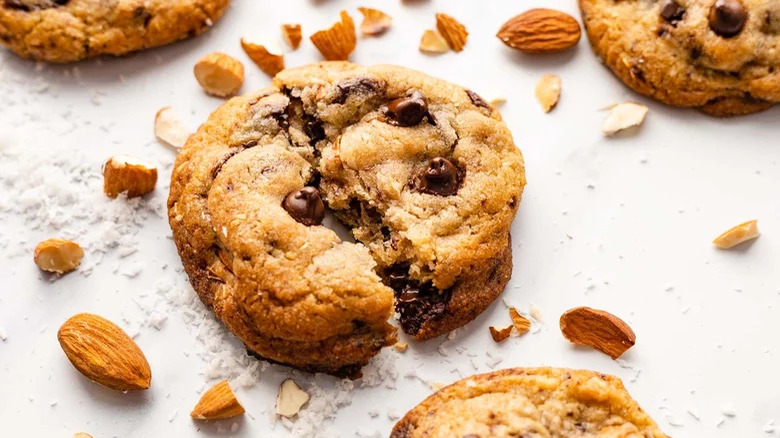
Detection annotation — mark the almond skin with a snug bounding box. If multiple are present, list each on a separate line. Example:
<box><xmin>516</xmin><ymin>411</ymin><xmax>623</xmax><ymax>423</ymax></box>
<box><xmin>436</xmin><ymin>13</ymin><xmax>468</xmax><ymax>52</ymax></box>
<box><xmin>191</xmin><ymin>380</ymin><xmax>245</xmax><ymax>420</ymax></box>
<box><xmin>57</xmin><ymin>313</ymin><xmax>152</xmax><ymax>391</ymax></box>
<box><xmin>497</xmin><ymin>9</ymin><xmax>581</xmax><ymax>53</ymax></box>
<box><xmin>559</xmin><ymin>307</ymin><xmax>635</xmax><ymax>359</ymax></box>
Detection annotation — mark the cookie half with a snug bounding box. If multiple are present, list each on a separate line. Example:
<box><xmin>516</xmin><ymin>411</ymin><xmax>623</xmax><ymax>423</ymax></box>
<box><xmin>391</xmin><ymin>367</ymin><xmax>669</xmax><ymax>438</ymax></box>
<box><xmin>580</xmin><ymin>0</ymin><xmax>780</xmax><ymax>116</ymax></box>
<box><xmin>168</xmin><ymin>62</ymin><xmax>526</xmax><ymax>374</ymax></box>
<box><xmin>0</xmin><ymin>0</ymin><xmax>229</xmax><ymax>62</ymax></box>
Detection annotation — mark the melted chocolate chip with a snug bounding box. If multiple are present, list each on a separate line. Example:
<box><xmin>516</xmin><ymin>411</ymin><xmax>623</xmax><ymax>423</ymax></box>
<box><xmin>384</xmin><ymin>265</ymin><xmax>452</xmax><ymax>336</ymax></box>
<box><xmin>303</xmin><ymin>116</ymin><xmax>325</xmax><ymax>145</ymax></box>
<box><xmin>4</xmin><ymin>0</ymin><xmax>67</xmax><ymax>11</ymax></box>
<box><xmin>381</xmin><ymin>91</ymin><xmax>428</xmax><ymax>127</ymax></box>
<box><xmin>418</xmin><ymin>157</ymin><xmax>459</xmax><ymax>196</ymax></box>
<box><xmin>283</xmin><ymin>187</ymin><xmax>325</xmax><ymax>226</ymax></box>
<box><xmin>660</xmin><ymin>0</ymin><xmax>685</xmax><ymax>23</ymax></box>
<box><xmin>709</xmin><ymin>0</ymin><xmax>747</xmax><ymax>37</ymax></box>
<box><xmin>465</xmin><ymin>90</ymin><xmax>492</xmax><ymax>111</ymax></box>
<box><xmin>333</xmin><ymin>77</ymin><xmax>382</xmax><ymax>104</ymax></box>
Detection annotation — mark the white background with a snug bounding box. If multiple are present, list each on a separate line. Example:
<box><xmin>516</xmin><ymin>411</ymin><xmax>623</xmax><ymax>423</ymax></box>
<box><xmin>1</xmin><ymin>0</ymin><xmax>779</xmax><ymax>436</ymax></box>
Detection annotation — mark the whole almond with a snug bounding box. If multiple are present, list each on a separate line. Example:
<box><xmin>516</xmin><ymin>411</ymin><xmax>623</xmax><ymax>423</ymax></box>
<box><xmin>191</xmin><ymin>380</ymin><xmax>245</xmax><ymax>420</ymax></box>
<box><xmin>559</xmin><ymin>306</ymin><xmax>635</xmax><ymax>359</ymax></box>
<box><xmin>497</xmin><ymin>9</ymin><xmax>581</xmax><ymax>53</ymax></box>
<box><xmin>57</xmin><ymin>313</ymin><xmax>152</xmax><ymax>391</ymax></box>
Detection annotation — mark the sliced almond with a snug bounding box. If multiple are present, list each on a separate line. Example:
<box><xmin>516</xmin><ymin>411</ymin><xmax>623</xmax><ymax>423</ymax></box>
<box><xmin>559</xmin><ymin>307</ymin><xmax>636</xmax><ymax>359</ymax></box>
<box><xmin>436</xmin><ymin>13</ymin><xmax>468</xmax><ymax>52</ymax></box>
<box><xmin>713</xmin><ymin>220</ymin><xmax>760</xmax><ymax>249</ymax></box>
<box><xmin>241</xmin><ymin>37</ymin><xmax>285</xmax><ymax>76</ymax></box>
<box><xmin>193</xmin><ymin>52</ymin><xmax>244</xmax><ymax>98</ymax></box>
<box><xmin>535</xmin><ymin>74</ymin><xmax>562</xmax><ymax>113</ymax></box>
<box><xmin>601</xmin><ymin>102</ymin><xmax>648</xmax><ymax>136</ymax></box>
<box><xmin>508</xmin><ymin>308</ymin><xmax>531</xmax><ymax>334</ymax></box>
<box><xmin>497</xmin><ymin>9</ymin><xmax>581</xmax><ymax>53</ymax></box>
<box><xmin>393</xmin><ymin>341</ymin><xmax>409</xmax><ymax>352</ymax></box>
<box><xmin>419</xmin><ymin>29</ymin><xmax>449</xmax><ymax>54</ymax></box>
<box><xmin>282</xmin><ymin>24</ymin><xmax>302</xmax><ymax>50</ymax></box>
<box><xmin>57</xmin><ymin>313</ymin><xmax>152</xmax><ymax>391</ymax></box>
<box><xmin>489</xmin><ymin>325</ymin><xmax>514</xmax><ymax>343</ymax></box>
<box><xmin>276</xmin><ymin>379</ymin><xmax>309</xmax><ymax>418</ymax></box>
<box><xmin>358</xmin><ymin>7</ymin><xmax>392</xmax><ymax>36</ymax></box>
<box><xmin>34</xmin><ymin>239</ymin><xmax>84</xmax><ymax>274</ymax></box>
<box><xmin>103</xmin><ymin>155</ymin><xmax>158</xmax><ymax>198</ymax></box>
<box><xmin>310</xmin><ymin>11</ymin><xmax>357</xmax><ymax>61</ymax></box>
<box><xmin>191</xmin><ymin>380</ymin><xmax>245</xmax><ymax>420</ymax></box>
<box><xmin>154</xmin><ymin>106</ymin><xmax>189</xmax><ymax>149</ymax></box>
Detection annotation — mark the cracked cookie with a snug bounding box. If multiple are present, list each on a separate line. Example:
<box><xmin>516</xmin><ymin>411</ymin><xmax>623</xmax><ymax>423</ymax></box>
<box><xmin>580</xmin><ymin>0</ymin><xmax>780</xmax><ymax>116</ymax></box>
<box><xmin>167</xmin><ymin>62</ymin><xmax>526</xmax><ymax>374</ymax></box>
<box><xmin>391</xmin><ymin>367</ymin><xmax>669</xmax><ymax>438</ymax></box>
<box><xmin>0</xmin><ymin>0</ymin><xmax>229</xmax><ymax>62</ymax></box>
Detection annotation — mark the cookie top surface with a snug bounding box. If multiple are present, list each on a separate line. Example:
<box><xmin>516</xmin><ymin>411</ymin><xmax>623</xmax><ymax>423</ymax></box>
<box><xmin>391</xmin><ymin>367</ymin><xmax>669</xmax><ymax>438</ymax></box>
<box><xmin>0</xmin><ymin>0</ymin><xmax>229</xmax><ymax>62</ymax></box>
<box><xmin>580</xmin><ymin>0</ymin><xmax>780</xmax><ymax>116</ymax></box>
<box><xmin>167</xmin><ymin>62</ymin><xmax>525</xmax><ymax>373</ymax></box>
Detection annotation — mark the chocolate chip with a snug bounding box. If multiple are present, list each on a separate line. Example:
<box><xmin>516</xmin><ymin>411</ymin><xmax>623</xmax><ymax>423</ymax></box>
<box><xmin>381</xmin><ymin>91</ymin><xmax>428</xmax><ymax>127</ymax></box>
<box><xmin>660</xmin><ymin>0</ymin><xmax>685</xmax><ymax>23</ymax></box>
<box><xmin>283</xmin><ymin>187</ymin><xmax>325</xmax><ymax>226</ymax></box>
<box><xmin>383</xmin><ymin>265</ymin><xmax>452</xmax><ymax>336</ymax></box>
<box><xmin>333</xmin><ymin>77</ymin><xmax>382</xmax><ymax>105</ymax></box>
<box><xmin>465</xmin><ymin>90</ymin><xmax>492</xmax><ymax>111</ymax></box>
<box><xmin>419</xmin><ymin>157</ymin><xmax>459</xmax><ymax>196</ymax></box>
<box><xmin>303</xmin><ymin>117</ymin><xmax>325</xmax><ymax>145</ymax></box>
<box><xmin>709</xmin><ymin>0</ymin><xmax>747</xmax><ymax>37</ymax></box>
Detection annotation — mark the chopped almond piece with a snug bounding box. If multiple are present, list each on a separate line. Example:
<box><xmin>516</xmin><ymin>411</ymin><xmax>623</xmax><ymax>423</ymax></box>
<box><xmin>393</xmin><ymin>341</ymin><xmax>409</xmax><ymax>352</ymax></box>
<box><xmin>241</xmin><ymin>37</ymin><xmax>285</xmax><ymax>76</ymax></box>
<box><xmin>419</xmin><ymin>29</ymin><xmax>449</xmax><ymax>54</ymax></box>
<box><xmin>310</xmin><ymin>11</ymin><xmax>357</xmax><ymax>61</ymax></box>
<box><xmin>489</xmin><ymin>325</ymin><xmax>513</xmax><ymax>343</ymax></box>
<box><xmin>191</xmin><ymin>380</ymin><xmax>245</xmax><ymax>420</ymax></box>
<box><xmin>34</xmin><ymin>239</ymin><xmax>84</xmax><ymax>274</ymax></box>
<box><xmin>193</xmin><ymin>52</ymin><xmax>244</xmax><ymax>98</ymax></box>
<box><xmin>508</xmin><ymin>308</ymin><xmax>531</xmax><ymax>334</ymax></box>
<box><xmin>489</xmin><ymin>96</ymin><xmax>507</xmax><ymax>107</ymax></box>
<box><xmin>358</xmin><ymin>7</ymin><xmax>392</xmax><ymax>36</ymax></box>
<box><xmin>535</xmin><ymin>74</ymin><xmax>562</xmax><ymax>112</ymax></box>
<box><xmin>713</xmin><ymin>220</ymin><xmax>760</xmax><ymax>249</ymax></box>
<box><xmin>601</xmin><ymin>102</ymin><xmax>648</xmax><ymax>136</ymax></box>
<box><xmin>436</xmin><ymin>13</ymin><xmax>468</xmax><ymax>52</ymax></box>
<box><xmin>282</xmin><ymin>24</ymin><xmax>302</xmax><ymax>49</ymax></box>
<box><xmin>154</xmin><ymin>106</ymin><xmax>189</xmax><ymax>149</ymax></box>
<box><xmin>276</xmin><ymin>379</ymin><xmax>309</xmax><ymax>417</ymax></box>
<box><xmin>102</xmin><ymin>155</ymin><xmax>158</xmax><ymax>198</ymax></box>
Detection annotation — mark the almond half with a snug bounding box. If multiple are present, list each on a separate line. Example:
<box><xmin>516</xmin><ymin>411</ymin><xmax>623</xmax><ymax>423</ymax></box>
<box><xmin>358</xmin><ymin>7</ymin><xmax>392</xmax><ymax>36</ymax></box>
<box><xmin>436</xmin><ymin>13</ymin><xmax>468</xmax><ymax>52</ymax></box>
<box><xmin>535</xmin><ymin>74</ymin><xmax>562</xmax><ymax>113</ymax></box>
<box><xmin>241</xmin><ymin>36</ymin><xmax>285</xmax><ymax>76</ymax></box>
<box><xmin>57</xmin><ymin>313</ymin><xmax>152</xmax><ymax>391</ymax></box>
<box><xmin>34</xmin><ymin>239</ymin><xmax>84</xmax><ymax>274</ymax></box>
<box><xmin>497</xmin><ymin>9</ymin><xmax>581</xmax><ymax>53</ymax></box>
<box><xmin>191</xmin><ymin>380</ymin><xmax>245</xmax><ymax>420</ymax></box>
<box><xmin>419</xmin><ymin>29</ymin><xmax>449</xmax><ymax>54</ymax></box>
<box><xmin>713</xmin><ymin>219</ymin><xmax>760</xmax><ymax>249</ymax></box>
<box><xmin>193</xmin><ymin>52</ymin><xmax>244</xmax><ymax>98</ymax></box>
<box><xmin>276</xmin><ymin>379</ymin><xmax>309</xmax><ymax>418</ymax></box>
<box><xmin>103</xmin><ymin>155</ymin><xmax>158</xmax><ymax>198</ymax></box>
<box><xmin>310</xmin><ymin>11</ymin><xmax>357</xmax><ymax>61</ymax></box>
<box><xmin>282</xmin><ymin>24</ymin><xmax>302</xmax><ymax>50</ymax></box>
<box><xmin>154</xmin><ymin>106</ymin><xmax>189</xmax><ymax>149</ymax></box>
<box><xmin>560</xmin><ymin>307</ymin><xmax>636</xmax><ymax>359</ymax></box>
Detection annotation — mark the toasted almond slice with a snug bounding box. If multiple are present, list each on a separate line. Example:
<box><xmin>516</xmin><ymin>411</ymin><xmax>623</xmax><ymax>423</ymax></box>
<box><xmin>713</xmin><ymin>220</ymin><xmax>760</xmax><ymax>249</ymax></box>
<box><xmin>489</xmin><ymin>325</ymin><xmax>514</xmax><ymax>343</ymax></box>
<box><xmin>191</xmin><ymin>380</ymin><xmax>245</xmax><ymax>420</ymax></box>
<box><xmin>535</xmin><ymin>74</ymin><xmax>562</xmax><ymax>113</ymax></box>
<box><xmin>58</xmin><ymin>313</ymin><xmax>152</xmax><ymax>391</ymax></box>
<box><xmin>282</xmin><ymin>23</ymin><xmax>302</xmax><ymax>49</ymax></box>
<box><xmin>419</xmin><ymin>29</ymin><xmax>449</xmax><ymax>54</ymax></box>
<box><xmin>393</xmin><ymin>341</ymin><xmax>409</xmax><ymax>352</ymax></box>
<box><xmin>241</xmin><ymin>37</ymin><xmax>285</xmax><ymax>76</ymax></box>
<box><xmin>436</xmin><ymin>13</ymin><xmax>468</xmax><ymax>52</ymax></box>
<box><xmin>358</xmin><ymin>7</ymin><xmax>392</xmax><ymax>36</ymax></box>
<box><xmin>276</xmin><ymin>379</ymin><xmax>309</xmax><ymax>418</ymax></box>
<box><xmin>601</xmin><ymin>102</ymin><xmax>648</xmax><ymax>136</ymax></box>
<box><xmin>193</xmin><ymin>52</ymin><xmax>244</xmax><ymax>98</ymax></box>
<box><xmin>508</xmin><ymin>308</ymin><xmax>531</xmax><ymax>334</ymax></box>
<box><xmin>560</xmin><ymin>307</ymin><xmax>636</xmax><ymax>359</ymax></box>
<box><xmin>102</xmin><ymin>155</ymin><xmax>158</xmax><ymax>198</ymax></box>
<box><xmin>310</xmin><ymin>11</ymin><xmax>357</xmax><ymax>61</ymax></box>
<box><xmin>154</xmin><ymin>106</ymin><xmax>189</xmax><ymax>149</ymax></box>
<box><xmin>34</xmin><ymin>239</ymin><xmax>84</xmax><ymax>274</ymax></box>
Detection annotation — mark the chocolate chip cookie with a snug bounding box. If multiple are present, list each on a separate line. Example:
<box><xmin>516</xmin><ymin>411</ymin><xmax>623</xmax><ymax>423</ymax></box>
<box><xmin>167</xmin><ymin>62</ymin><xmax>526</xmax><ymax>374</ymax></box>
<box><xmin>580</xmin><ymin>0</ymin><xmax>780</xmax><ymax>116</ymax></box>
<box><xmin>0</xmin><ymin>0</ymin><xmax>229</xmax><ymax>62</ymax></box>
<box><xmin>391</xmin><ymin>367</ymin><xmax>669</xmax><ymax>438</ymax></box>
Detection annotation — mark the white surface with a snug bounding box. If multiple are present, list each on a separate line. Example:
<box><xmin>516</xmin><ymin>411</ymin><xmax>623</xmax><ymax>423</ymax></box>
<box><xmin>1</xmin><ymin>0</ymin><xmax>779</xmax><ymax>436</ymax></box>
